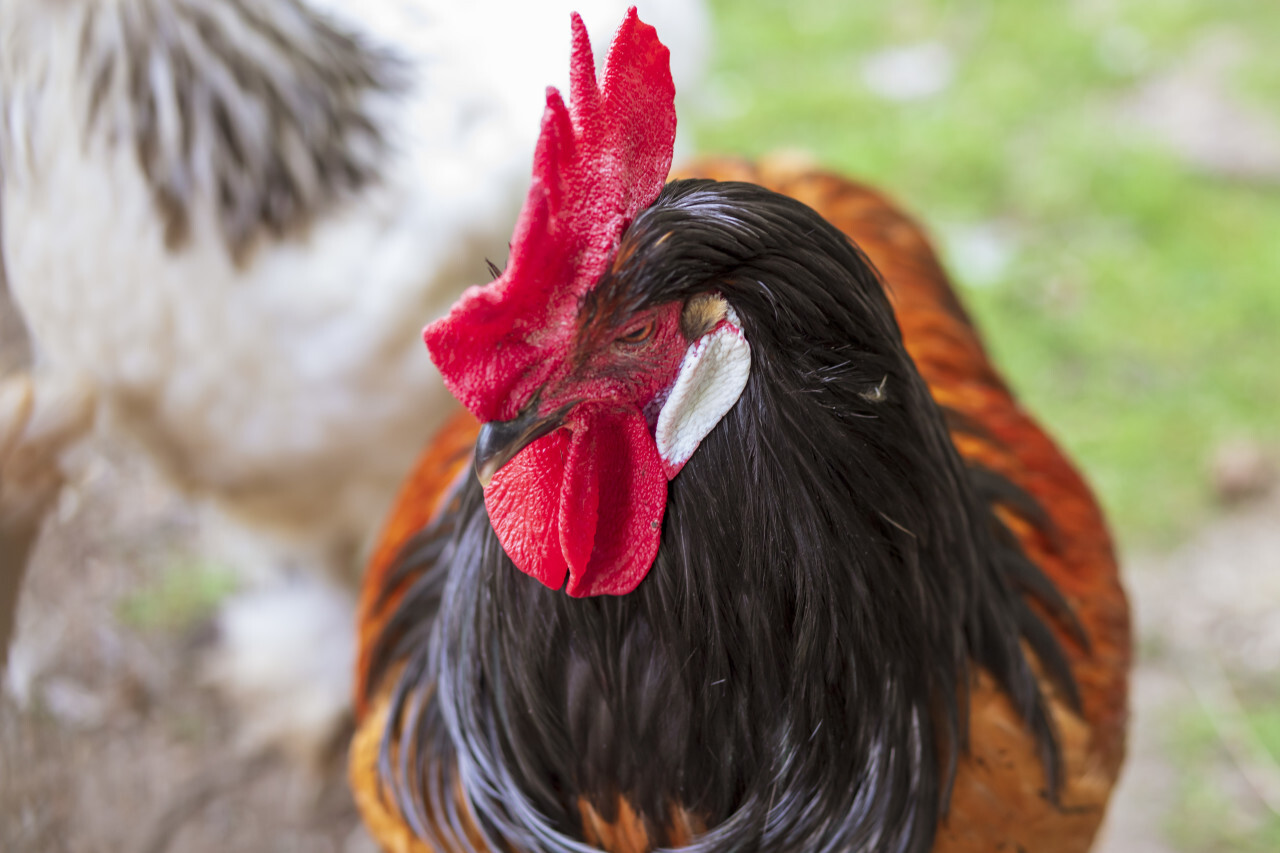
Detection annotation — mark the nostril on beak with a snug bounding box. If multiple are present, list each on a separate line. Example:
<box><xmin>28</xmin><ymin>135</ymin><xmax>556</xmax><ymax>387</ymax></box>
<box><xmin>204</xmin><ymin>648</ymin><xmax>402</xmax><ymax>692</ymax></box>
<box><xmin>474</xmin><ymin>407</ymin><xmax>569</xmax><ymax>487</ymax></box>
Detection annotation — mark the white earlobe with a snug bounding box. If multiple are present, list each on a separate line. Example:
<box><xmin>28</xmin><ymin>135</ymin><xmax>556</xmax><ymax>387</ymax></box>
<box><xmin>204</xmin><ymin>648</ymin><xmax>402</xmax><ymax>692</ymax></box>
<box><xmin>654</xmin><ymin>307</ymin><xmax>751</xmax><ymax>479</ymax></box>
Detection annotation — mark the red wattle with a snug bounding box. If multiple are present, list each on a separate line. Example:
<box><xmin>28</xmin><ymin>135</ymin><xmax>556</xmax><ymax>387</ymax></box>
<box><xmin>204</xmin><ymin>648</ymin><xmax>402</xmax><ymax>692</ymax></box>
<box><xmin>483</xmin><ymin>405</ymin><xmax>666</xmax><ymax>597</ymax></box>
<box><xmin>483</xmin><ymin>428</ymin><xmax>571</xmax><ymax>590</ymax></box>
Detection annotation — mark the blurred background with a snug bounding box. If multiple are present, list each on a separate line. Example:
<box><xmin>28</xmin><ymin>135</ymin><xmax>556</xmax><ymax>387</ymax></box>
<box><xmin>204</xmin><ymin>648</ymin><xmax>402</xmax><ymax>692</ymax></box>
<box><xmin>2</xmin><ymin>0</ymin><xmax>1279</xmax><ymax>850</ymax></box>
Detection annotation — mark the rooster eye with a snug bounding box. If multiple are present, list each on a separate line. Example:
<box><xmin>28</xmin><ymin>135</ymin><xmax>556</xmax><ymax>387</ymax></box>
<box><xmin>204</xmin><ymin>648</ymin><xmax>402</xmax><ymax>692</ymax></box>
<box><xmin>615</xmin><ymin>321</ymin><xmax>655</xmax><ymax>346</ymax></box>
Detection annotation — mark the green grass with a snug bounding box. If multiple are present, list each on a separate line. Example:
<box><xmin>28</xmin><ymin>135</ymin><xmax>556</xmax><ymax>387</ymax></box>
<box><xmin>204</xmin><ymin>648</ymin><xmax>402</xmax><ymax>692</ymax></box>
<box><xmin>1168</xmin><ymin>699</ymin><xmax>1280</xmax><ymax>851</ymax></box>
<box><xmin>117</xmin><ymin>559</ymin><xmax>239</xmax><ymax>634</ymax></box>
<box><xmin>696</xmin><ymin>0</ymin><xmax>1280</xmax><ymax>546</ymax></box>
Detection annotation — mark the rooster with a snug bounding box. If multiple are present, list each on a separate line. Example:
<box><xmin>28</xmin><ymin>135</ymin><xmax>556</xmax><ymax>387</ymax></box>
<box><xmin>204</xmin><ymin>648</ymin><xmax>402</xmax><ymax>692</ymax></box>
<box><xmin>0</xmin><ymin>0</ymin><xmax>707</xmax><ymax>758</ymax></box>
<box><xmin>352</xmin><ymin>10</ymin><xmax>1130</xmax><ymax>852</ymax></box>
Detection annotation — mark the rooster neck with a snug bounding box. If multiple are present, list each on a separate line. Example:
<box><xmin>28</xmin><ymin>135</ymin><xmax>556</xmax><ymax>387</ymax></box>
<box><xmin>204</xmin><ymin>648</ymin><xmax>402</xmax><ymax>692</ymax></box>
<box><xmin>374</xmin><ymin>180</ymin><xmax>1077</xmax><ymax>853</ymax></box>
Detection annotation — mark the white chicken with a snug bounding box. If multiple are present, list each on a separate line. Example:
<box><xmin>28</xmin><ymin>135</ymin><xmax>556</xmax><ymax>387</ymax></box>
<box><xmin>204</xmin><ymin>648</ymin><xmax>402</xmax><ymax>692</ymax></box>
<box><xmin>0</xmin><ymin>0</ymin><xmax>708</xmax><ymax>762</ymax></box>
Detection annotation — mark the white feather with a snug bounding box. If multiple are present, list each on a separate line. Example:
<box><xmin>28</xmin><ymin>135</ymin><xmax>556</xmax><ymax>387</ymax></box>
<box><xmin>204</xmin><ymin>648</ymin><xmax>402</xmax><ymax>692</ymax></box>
<box><xmin>655</xmin><ymin>307</ymin><xmax>750</xmax><ymax>479</ymax></box>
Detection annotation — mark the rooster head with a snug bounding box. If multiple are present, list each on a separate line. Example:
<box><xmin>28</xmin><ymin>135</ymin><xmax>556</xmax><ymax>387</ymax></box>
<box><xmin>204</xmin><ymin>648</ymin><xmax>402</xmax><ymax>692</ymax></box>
<box><xmin>424</xmin><ymin>9</ymin><xmax>749</xmax><ymax>598</ymax></box>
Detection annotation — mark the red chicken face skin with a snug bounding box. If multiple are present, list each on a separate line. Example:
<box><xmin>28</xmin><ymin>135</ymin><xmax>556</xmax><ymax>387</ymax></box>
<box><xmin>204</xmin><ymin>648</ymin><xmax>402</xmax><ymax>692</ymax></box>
<box><xmin>535</xmin><ymin>300</ymin><xmax>687</xmax><ymax>425</ymax></box>
<box><xmin>480</xmin><ymin>300</ymin><xmax>688</xmax><ymax>597</ymax></box>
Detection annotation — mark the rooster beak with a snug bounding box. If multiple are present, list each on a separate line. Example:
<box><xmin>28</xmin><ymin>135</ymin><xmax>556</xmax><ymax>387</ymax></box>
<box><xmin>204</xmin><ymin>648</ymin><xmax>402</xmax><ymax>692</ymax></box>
<box><xmin>474</xmin><ymin>405</ymin><xmax>568</xmax><ymax>487</ymax></box>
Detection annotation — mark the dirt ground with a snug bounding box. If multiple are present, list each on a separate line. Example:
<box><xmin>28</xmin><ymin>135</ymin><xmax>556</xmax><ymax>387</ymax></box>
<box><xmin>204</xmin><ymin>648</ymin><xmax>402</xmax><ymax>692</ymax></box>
<box><xmin>0</xmin><ymin>447</ymin><xmax>371</xmax><ymax>853</ymax></box>
<box><xmin>2</xmin><ymin>296</ymin><xmax>1278</xmax><ymax>853</ymax></box>
<box><xmin>1096</xmin><ymin>490</ymin><xmax>1280</xmax><ymax>853</ymax></box>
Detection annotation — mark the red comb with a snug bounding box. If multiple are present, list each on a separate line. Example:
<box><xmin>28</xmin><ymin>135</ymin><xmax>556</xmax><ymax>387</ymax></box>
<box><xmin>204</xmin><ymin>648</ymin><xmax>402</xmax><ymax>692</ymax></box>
<box><xmin>424</xmin><ymin>8</ymin><xmax>676</xmax><ymax>422</ymax></box>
